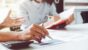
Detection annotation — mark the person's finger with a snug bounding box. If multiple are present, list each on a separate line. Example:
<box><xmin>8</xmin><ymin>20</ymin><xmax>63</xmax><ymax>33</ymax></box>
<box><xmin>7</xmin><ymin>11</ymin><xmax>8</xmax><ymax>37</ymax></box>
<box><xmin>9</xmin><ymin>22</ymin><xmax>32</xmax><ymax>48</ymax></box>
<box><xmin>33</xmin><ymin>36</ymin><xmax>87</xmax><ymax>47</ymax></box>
<box><xmin>14</xmin><ymin>17</ymin><xmax>25</xmax><ymax>23</ymax></box>
<box><xmin>30</xmin><ymin>25</ymin><xmax>45</xmax><ymax>38</ymax></box>
<box><xmin>33</xmin><ymin>24</ymin><xmax>48</xmax><ymax>35</ymax></box>
<box><xmin>32</xmin><ymin>33</ymin><xmax>42</xmax><ymax>43</ymax></box>
<box><xmin>66</xmin><ymin>14</ymin><xmax>74</xmax><ymax>25</ymax></box>
<box><xmin>66</xmin><ymin>18</ymin><xmax>71</xmax><ymax>25</ymax></box>
<box><xmin>32</xmin><ymin>28</ymin><xmax>45</xmax><ymax>38</ymax></box>
<box><xmin>41</xmin><ymin>26</ymin><xmax>49</xmax><ymax>35</ymax></box>
<box><xmin>4</xmin><ymin>10</ymin><xmax>12</xmax><ymax>21</ymax></box>
<box><xmin>11</xmin><ymin>22</ymin><xmax>22</xmax><ymax>27</ymax></box>
<box><xmin>27</xmin><ymin>28</ymin><xmax>43</xmax><ymax>39</ymax></box>
<box><xmin>28</xmin><ymin>28</ymin><xmax>44</xmax><ymax>38</ymax></box>
<box><xmin>12</xmin><ymin>18</ymin><xmax>24</xmax><ymax>26</ymax></box>
<box><xmin>33</xmin><ymin>36</ymin><xmax>42</xmax><ymax>43</ymax></box>
<box><xmin>37</xmin><ymin>24</ymin><xmax>49</xmax><ymax>35</ymax></box>
<box><xmin>15</xmin><ymin>19</ymin><xmax>25</xmax><ymax>23</ymax></box>
<box><xmin>15</xmin><ymin>17</ymin><xmax>24</xmax><ymax>20</ymax></box>
<box><xmin>7</xmin><ymin>9</ymin><xmax>12</xmax><ymax>18</ymax></box>
<box><xmin>27</xmin><ymin>24</ymin><xmax>48</xmax><ymax>38</ymax></box>
<box><xmin>33</xmin><ymin>24</ymin><xmax>49</xmax><ymax>36</ymax></box>
<box><xmin>28</xmin><ymin>30</ymin><xmax>43</xmax><ymax>43</ymax></box>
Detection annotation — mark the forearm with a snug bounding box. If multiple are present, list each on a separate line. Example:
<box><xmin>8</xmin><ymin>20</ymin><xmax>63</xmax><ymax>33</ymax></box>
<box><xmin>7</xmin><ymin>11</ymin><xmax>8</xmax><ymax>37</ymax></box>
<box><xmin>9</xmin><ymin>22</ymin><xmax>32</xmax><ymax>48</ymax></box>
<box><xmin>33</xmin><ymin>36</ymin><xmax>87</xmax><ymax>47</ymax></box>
<box><xmin>0</xmin><ymin>31</ymin><xmax>25</xmax><ymax>42</ymax></box>
<box><xmin>0</xmin><ymin>23</ymin><xmax>7</xmax><ymax>29</ymax></box>
<box><xmin>66</xmin><ymin>14</ymin><xmax>74</xmax><ymax>25</ymax></box>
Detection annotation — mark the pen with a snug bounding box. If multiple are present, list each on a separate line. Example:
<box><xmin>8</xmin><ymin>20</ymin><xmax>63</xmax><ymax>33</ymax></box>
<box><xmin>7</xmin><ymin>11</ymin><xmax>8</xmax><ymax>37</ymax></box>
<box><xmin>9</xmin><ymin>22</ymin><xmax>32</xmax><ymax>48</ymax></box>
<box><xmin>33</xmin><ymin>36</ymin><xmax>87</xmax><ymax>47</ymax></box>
<box><xmin>41</xmin><ymin>23</ymin><xmax>53</xmax><ymax>40</ymax></box>
<box><xmin>47</xmin><ymin>35</ymin><xmax>53</xmax><ymax>40</ymax></box>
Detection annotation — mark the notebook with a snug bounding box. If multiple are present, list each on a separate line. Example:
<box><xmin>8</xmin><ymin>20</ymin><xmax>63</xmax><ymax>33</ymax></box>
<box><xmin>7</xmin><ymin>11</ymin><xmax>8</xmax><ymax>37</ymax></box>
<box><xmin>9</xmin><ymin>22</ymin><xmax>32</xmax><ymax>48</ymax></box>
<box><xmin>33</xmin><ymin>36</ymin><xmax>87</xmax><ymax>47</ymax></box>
<box><xmin>46</xmin><ymin>7</ymin><xmax>75</xmax><ymax>29</ymax></box>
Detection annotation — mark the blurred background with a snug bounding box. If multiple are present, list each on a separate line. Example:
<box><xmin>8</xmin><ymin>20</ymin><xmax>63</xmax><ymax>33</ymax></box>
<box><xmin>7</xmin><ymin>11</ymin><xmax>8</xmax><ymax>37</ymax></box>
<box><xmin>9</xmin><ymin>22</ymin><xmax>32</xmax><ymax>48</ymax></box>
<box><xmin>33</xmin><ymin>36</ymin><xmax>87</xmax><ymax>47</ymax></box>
<box><xmin>0</xmin><ymin>0</ymin><xmax>88</xmax><ymax>24</ymax></box>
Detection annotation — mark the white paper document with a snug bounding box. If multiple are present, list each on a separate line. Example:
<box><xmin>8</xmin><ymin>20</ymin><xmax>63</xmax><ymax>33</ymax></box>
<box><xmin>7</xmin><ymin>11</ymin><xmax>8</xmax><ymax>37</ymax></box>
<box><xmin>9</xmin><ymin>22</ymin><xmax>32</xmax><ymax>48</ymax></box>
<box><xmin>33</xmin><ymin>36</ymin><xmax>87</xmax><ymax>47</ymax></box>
<box><xmin>30</xmin><ymin>39</ymin><xmax>63</xmax><ymax>49</ymax></box>
<box><xmin>28</xmin><ymin>29</ymin><xmax>88</xmax><ymax>49</ymax></box>
<box><xmin>59</xmin><ymin>7</ymin><xmax>75</xmax><ymax>20</ymax></box>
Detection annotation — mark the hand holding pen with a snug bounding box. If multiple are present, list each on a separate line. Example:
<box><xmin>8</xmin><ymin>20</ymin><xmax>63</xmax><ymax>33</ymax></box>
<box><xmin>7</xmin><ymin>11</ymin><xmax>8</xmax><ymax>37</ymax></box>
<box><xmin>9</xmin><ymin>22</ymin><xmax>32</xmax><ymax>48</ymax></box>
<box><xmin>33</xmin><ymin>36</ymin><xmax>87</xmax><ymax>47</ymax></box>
<box><xmin>26</xmin><ymin>24</ymin><xmax>53</xmax><ymax>43</ymax></box>
<box><xmin>26</xmin><ymin>24</ymin><xmax>50</xmax><ymax>43</ymax></box>
<box><xmin>41</xmin><ymin>23</ymin><xmax>53</xmax><ymax>40</ymax></box>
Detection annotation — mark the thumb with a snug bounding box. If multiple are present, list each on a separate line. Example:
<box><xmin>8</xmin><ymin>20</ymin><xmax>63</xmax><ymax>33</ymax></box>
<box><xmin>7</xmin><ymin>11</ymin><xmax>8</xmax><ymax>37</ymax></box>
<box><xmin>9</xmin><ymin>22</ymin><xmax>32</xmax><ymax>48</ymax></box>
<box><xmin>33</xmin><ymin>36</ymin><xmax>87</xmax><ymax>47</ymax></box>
<box><xmin>6</xmin><ymin>9</ymin><xmax>12</xmax><ymax>19</ymax></box>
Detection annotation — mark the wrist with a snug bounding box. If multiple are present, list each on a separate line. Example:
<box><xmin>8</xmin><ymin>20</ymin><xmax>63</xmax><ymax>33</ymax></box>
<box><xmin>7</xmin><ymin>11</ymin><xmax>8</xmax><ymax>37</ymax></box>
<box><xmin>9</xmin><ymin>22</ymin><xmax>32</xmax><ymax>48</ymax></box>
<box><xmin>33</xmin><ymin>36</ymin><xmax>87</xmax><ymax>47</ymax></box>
<box><xmin>17</xmin><ymin>34</ymin><xmax>31</xmax><ymax>41</ymax></box>
<box><xmin>0</xmin><ymin>23</ymin><xmax>7</xmax><ymax>29</ymax></box>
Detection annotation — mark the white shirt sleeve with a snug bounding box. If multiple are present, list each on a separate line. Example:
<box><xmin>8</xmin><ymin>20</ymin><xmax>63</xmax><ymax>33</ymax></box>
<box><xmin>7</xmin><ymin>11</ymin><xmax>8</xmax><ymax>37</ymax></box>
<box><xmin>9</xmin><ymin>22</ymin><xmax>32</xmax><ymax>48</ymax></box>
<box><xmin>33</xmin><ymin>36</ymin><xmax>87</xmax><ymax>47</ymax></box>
<box><xmin>13</xmin><ymin>4</ymin><xmax>30</xmax><ymax>30</ymax></box>
<box><xmin>49</xmin><ymin>3</ymin><xmax>58</xmax><ymax>16</ymax></box>
<box><xmin>11</xmin><ymin>3</ymin><xmax>29</xmax><ymax>19</ymax></box>
<box><xmin>17</xmin><ymin>5</ymin><xmax>29</xmax><ymax>18</ymax></box>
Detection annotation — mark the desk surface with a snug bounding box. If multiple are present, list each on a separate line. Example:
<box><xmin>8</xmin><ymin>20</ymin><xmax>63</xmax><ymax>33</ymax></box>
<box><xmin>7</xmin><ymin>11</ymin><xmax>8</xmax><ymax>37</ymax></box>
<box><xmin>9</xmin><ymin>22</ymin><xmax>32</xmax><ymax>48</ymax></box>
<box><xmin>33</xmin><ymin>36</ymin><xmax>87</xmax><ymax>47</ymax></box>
<box><xmin>0</xmin><ymin>23</ymin><xmax>88</xmax><ymax>50</ymax></box>
<box><xmin>66</xmin><ymin>23</ymin><xmax>88</xmax><ymax>31</ymax></box>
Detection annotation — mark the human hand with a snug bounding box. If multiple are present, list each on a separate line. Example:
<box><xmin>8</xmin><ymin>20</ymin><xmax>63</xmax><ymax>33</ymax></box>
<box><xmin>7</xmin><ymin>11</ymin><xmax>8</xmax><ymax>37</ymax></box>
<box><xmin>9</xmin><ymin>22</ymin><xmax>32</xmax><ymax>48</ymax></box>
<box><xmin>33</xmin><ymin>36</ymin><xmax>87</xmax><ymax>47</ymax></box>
<box><xmin>65</xmin><ymin>14</ymin><xmax>74</xmax><ymax>25</ymax></box>
<box><xmin>20</xmin><ymin>24</ymin><xmax>49</xmax><ymax>43</ymax></box>
<box><xmin>2</xmin><ymin>10</ymin><xmax>24</xmax><ymax>27</ymax></box>
<box><xmin>48</xmin><ymin>16</ymin><xmax>60</xmax><ymax>22</ymax></box>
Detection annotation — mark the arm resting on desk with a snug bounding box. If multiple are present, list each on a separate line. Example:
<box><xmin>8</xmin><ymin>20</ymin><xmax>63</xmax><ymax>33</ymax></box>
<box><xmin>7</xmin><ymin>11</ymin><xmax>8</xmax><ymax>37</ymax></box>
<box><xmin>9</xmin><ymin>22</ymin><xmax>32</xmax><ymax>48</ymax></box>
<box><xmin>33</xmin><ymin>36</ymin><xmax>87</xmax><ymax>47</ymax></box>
<box><xmin>0</xmin><ymin>32</ymin><xmax>23</xmax><ymax>42</ymax></box>
<box><xmin>0</xmin><ymin>31</ymin><xmax>32</xmax><ymax>42</ymax></box>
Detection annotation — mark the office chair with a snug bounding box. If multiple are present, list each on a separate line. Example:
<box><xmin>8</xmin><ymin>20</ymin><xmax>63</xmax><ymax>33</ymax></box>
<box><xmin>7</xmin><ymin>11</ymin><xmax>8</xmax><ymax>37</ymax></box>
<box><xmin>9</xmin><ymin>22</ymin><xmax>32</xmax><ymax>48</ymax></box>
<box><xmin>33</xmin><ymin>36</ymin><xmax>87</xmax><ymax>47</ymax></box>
<box><xmin>81</xmin><ymin>11</ymin><xmax>88</xmax><ymax>23</ymax></box>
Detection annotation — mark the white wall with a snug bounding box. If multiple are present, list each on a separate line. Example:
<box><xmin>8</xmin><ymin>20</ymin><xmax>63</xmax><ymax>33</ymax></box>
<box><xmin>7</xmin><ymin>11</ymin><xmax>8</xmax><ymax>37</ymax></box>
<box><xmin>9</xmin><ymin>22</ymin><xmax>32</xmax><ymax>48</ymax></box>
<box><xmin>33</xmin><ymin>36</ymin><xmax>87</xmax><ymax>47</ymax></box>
<box><xmin>64</xmin><ymin>0</ymin><xmax>88</xmax><ymax>24</ymax></box>
<box><xmin>65</xmin><ymin>0</ymin><xmax>88</xmax><ymax>3</ymax></box>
